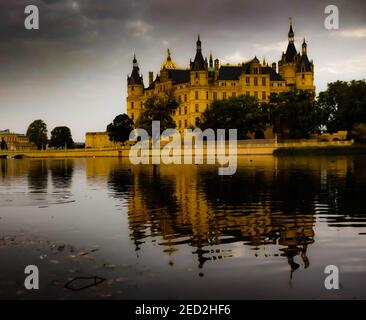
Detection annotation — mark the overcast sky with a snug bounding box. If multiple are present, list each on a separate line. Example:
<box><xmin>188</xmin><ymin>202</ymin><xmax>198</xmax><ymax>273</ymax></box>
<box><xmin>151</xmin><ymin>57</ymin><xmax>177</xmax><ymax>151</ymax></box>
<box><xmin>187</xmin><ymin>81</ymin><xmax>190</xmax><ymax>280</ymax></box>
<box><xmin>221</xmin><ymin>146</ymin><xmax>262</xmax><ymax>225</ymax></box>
<box><xmin>1</xmin><ymin>0</ymin><xmax>366</xmax><ymax>141</ymax></box>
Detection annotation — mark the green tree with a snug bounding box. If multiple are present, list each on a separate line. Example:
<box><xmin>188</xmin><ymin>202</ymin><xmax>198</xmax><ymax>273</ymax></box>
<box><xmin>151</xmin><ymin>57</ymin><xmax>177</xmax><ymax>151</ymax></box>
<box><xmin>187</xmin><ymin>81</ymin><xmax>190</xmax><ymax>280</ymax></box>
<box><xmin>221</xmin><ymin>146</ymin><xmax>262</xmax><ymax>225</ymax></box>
<box><xmin>26</xmin><ymin>120</ymin><xmax>48</xmax><ymax>150</ymax></box>
<box><xmin>135</xmin><ymin>91</ymin><xmax>179</xmax><ymax>136</ymax></box>
<box><xmin>318</xmin><ymin>80</ymin><xmax>366</xmax><ymax>138</ymax></box>
<box><xmin>198</xmin><ymin>95</ymin><xmax>268</xmax><ymax>139</ymax></box>
<box><xmin>107</xmin><ymin>114</ymin><xmax>134</xmax><ymax>145</ymax></box>
<box><xmin>268</xmin><ymin>90</ymin><xmax>324</xmax><ymax>139</ymax></box>
<box><xmin>49</xmin><ymin>126</ymin><xmax>74</xmax><ymax>149</ymax></box>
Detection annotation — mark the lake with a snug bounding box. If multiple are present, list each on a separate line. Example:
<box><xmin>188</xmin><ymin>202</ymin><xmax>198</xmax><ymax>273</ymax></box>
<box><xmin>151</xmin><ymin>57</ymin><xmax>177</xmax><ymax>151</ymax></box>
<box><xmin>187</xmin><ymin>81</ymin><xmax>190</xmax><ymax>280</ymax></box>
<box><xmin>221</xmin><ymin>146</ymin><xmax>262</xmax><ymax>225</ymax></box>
<box><xmin>0</xmin><ymin>156</ymin><xmax>366</xmax><ymax>299</ymax></box>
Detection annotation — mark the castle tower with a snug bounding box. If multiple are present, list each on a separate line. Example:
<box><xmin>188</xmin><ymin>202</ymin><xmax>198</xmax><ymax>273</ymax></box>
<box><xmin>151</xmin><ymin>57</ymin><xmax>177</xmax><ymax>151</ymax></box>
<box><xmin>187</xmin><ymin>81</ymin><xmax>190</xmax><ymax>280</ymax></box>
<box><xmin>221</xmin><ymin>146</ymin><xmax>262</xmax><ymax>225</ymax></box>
<box><xmin>127</xmin><ymin>54</ymin><xmax>144</xmax><ymax>123</ymax></box>
<box><xmin>190</xmin><ymin>35</ymin><xmax>208</xmax><ymax>86</ymax></box>
<box><xmin>278</xmin><ymin>18</ymin><xmax>299</xmax><ymax>87</ymax></box>
<box><xmin>295</xmin><ymin>38</ymin><xmax>315</xmax><ymax>91</ymax></box>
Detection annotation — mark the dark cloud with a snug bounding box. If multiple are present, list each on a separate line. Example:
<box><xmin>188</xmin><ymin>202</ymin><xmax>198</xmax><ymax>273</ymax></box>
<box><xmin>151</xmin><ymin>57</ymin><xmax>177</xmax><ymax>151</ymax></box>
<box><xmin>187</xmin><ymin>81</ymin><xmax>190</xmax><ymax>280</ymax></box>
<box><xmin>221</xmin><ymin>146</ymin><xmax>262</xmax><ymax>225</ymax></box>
<box><xmin>0</xmin><ymin>0</ymin><xmax>365</xmax><ymax>141</ymax></box>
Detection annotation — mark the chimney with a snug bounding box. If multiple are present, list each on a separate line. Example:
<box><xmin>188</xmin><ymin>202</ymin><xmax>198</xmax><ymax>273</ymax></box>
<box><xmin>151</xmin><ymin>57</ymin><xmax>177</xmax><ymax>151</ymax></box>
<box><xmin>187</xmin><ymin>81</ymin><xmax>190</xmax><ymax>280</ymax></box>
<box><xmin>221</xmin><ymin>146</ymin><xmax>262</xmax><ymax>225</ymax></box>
<box><xmin>149</xmin><ymin>71</ymin><xmax>154</xmax><ymax>85</ymax></box>
<box><xmin>272</xmin><ymin>62</ymin><xmax>276</xmax><ymax>72</ymax></box>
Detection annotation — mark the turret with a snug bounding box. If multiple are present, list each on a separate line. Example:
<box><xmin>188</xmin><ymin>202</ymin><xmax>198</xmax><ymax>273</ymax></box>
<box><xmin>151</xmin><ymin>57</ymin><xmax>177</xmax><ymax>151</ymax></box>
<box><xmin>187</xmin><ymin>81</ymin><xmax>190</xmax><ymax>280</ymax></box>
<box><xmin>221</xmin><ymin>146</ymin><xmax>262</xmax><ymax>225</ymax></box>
<box><xmin>190</xmin><ymin>35</ymin><xmax>207</xmax><ymax>71</ymax></box>
<box><xmin>127</xmin><ymin>54</ymin><xmax>143</xmax><ymax>86</ymax></box>
<box><xmin>302</xmin><ymin>38</ymin><xmax>307</xmax><ymax>55</ymax></box>
<box><xmin>127</xmin><ymin>54</ymin><xmax>144</xmax><ymax>122</ymax></box>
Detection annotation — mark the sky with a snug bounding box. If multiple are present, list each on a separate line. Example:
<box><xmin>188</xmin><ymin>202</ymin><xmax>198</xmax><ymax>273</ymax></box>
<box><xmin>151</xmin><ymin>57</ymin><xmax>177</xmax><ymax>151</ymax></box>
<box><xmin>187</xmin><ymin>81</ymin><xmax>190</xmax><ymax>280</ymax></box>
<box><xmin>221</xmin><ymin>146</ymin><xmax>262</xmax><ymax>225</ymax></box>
<box><xmin>1</xmin><ymin>0</ymin><xmax>366</xmax><ymax>141</ymax></box>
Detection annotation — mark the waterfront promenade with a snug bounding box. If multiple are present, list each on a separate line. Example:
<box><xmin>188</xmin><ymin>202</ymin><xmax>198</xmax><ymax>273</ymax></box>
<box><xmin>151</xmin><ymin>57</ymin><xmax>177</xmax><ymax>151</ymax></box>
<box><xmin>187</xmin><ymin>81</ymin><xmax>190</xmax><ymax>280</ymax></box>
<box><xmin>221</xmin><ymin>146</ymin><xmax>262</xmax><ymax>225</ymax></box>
<box><xmin>0</xmin><ymin>140</ymin><xmax>354</xmax><ymax>158</ymax></box>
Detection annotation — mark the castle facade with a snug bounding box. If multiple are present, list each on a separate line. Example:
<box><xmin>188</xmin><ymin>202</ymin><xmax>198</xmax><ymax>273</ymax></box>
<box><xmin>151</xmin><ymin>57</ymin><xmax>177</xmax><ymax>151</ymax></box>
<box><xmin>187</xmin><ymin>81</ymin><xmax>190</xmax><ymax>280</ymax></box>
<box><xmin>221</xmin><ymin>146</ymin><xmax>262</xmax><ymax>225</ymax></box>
<box><xmin>126</xmin><ymin>20</ymin><xmax>315</xmax><ymax>134</ymax></box>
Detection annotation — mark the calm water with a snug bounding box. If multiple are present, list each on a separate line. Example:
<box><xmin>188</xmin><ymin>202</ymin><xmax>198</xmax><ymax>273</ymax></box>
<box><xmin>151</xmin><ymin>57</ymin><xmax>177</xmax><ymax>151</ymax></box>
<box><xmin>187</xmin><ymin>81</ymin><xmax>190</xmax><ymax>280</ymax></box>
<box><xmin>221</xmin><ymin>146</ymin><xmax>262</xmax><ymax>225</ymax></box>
<box><xmin>0</xmin><ymin>156</ymin><xmax>366</xmax><ymax>299</ymax></box>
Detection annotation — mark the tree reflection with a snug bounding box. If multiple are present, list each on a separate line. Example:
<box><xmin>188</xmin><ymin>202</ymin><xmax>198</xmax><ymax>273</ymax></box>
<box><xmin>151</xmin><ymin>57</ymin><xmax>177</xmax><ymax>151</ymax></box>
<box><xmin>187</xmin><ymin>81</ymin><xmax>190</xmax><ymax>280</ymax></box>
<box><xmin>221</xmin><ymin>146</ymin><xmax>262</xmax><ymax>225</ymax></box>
<box><xmin>28</xmin><ymin>160</ymin><xmax>48</xmax><ymax>192</ymax></box>
<box><xmin>50</xmin><ymin>159</ymin><xmax>74</xmax><ymax>189</ymax></box>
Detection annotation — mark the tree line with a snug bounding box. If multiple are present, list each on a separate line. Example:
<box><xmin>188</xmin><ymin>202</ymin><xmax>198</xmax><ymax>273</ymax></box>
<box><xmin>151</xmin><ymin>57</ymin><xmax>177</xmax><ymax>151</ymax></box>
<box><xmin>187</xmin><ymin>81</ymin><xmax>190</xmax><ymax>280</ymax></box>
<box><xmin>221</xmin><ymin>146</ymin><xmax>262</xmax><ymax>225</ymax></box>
<box><xmin>26</xmin><ymin>120</ymin><xmax>74</xmax><ymax>149</ymax></box>
<box><xmin>108</xmin><ymin>79</ymin><xmax>366</xmax><ymax>144</ymax></box>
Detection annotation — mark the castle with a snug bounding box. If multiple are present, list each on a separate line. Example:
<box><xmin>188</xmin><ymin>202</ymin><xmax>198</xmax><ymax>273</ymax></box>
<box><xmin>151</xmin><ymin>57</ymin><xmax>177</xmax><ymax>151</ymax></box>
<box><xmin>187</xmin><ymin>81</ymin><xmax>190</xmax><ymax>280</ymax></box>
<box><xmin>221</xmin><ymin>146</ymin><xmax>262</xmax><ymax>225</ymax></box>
<box><xmin>126</xmin><ymin>19</ymin><xmax>315</xmax><ymax>136</ymax></box>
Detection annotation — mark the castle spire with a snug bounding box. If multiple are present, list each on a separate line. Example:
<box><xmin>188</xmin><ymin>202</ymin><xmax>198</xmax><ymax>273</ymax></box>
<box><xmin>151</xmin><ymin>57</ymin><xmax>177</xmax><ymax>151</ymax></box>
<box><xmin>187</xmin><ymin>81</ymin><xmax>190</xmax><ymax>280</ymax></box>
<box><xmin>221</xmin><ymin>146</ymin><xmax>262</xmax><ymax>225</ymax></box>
<box><xmin>128</xmin><ymin>54</ymin><xmax>143</xmax><ymax>85</ymax></box>
<box><xmin>288</xmin><ymin>17</ymin><xmax>294</xmax><ymax>43</ymax></box>
<box><xmin>191</xmin><ymin>35</ymin><xmax>206</xmax><ymax>70</ymax></box>
<box><xmin>196</xmin><ymin>34</ymin><xmax>202</xmax><ymax>51</ymax></box>
<box><xmin>132</xmin><ymin>53</ymin><xmax>139</xmax><ymax>70</ymax></box>
<box><xmin>283</xmin><ymin>18</ymin><xmax>297</xmax><ymax>62</ymax></box>
<box><xmin>302</xmin><ymin>37</ymin><xmax>307</xmax><ymax>55</ymax></box>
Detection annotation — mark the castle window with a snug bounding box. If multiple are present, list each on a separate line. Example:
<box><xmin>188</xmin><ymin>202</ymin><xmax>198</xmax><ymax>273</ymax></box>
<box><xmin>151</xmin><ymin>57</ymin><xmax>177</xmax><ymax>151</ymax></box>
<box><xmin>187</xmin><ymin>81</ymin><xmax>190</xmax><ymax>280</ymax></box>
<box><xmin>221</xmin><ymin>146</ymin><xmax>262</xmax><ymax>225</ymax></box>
<box><xmin>232</xmin><ymin>92</ymin><xmax>236</xmax><ymax>98</ymax></box>
<box><xmin>196</xmin><ymin>72</ymin><xmax>199</xmax><ymax>79</ymax></box>
<box><xmin>195</xmin><ymin>91</ymin><xmax>199</xmax><ymax>100</ymax></box>
<box><xmin>131</xmin><ymin>113</ymin><xmax>134</xmax><ymax>120</ymax></box>
<box><xmin>184</xmin><ymin>120</ymin><xmax>187</xmax><ymax>127</ymax></box>
<box><xmin>179</xmin><ymin>120</ymin><xmax>182</xmax><ymax>128</ymax></box>
<box><xmin>195</xmin><ymin>104</ymin><xmax>199</xmax><ymax>112</ymax></box>
<box><xmin>262</xmin><ymin>77</ymin><xmax>266</xmax><ymax>86</ymax></box>
<box><xmin>184</xmin><ymin>106</ymin><xmax>187</xmax><ymax>114</ymax></box>
<box><xmin>302</xmin><ymin>74</ymin><xmax>305</xmax><ymax>79</ymax></box>
<box><xmin>131</xmin><ymin>86</ymin><xmax>134</xmax><ymax>91</ymax></box>
<box><xmin>254</xmin><ymin>77</ymin><xmax>258</xmax><ymax>86</ymax></box>
<box><xmin>246</xmin><ymin>77</ymin><xmax>250</xmax><ymax>85</ymax></box>
<box><xmin>262</xmin><ymin>92</ymin><xmax>266</xmax><ymax>100</ymax></box>
<box><xmin>195</xmin><ymin>117</ymin><xmax>200</xmax><ymax>126</ymax></box>
<box><xmin>254</xmin><ymin>91</ymin><xmax>258</xmax><ymax>99</ymax></box>
<box><xmin>184</xmin><ymin>94</ymin><xmax>187</xmax><ymax>102</ymax></box>
<box><xmin>246</xmin><ymin>91</ymin><xmax>250</xmax><ymax>96</ymax></box>
<box><xmin>254</xmin><ymin>67</ymin><xmax>258</xmax><ymax>74</ymax></box>
<box><xmin>223</xmin><ymin>92</ymin><xmax>227</xmax><ymax>100</ymax></box>
<box><xmin>179</xmin><ymin>107</ymin><xmax>181</xmax><ymax>115</ymax></box>
<box><xmin>213</xmin><ymin>92</ymin><xmax>217</xmax><ymax>100</ymax></box>
<box><xmin>206</xmin><ymin>91</ymin><xmax>209</xmax><ymax>99</ymax></box>
<box><xmin>131</xmin><ymin>102</ymin><xmax>134</xmax><ymax>109</ymax></box>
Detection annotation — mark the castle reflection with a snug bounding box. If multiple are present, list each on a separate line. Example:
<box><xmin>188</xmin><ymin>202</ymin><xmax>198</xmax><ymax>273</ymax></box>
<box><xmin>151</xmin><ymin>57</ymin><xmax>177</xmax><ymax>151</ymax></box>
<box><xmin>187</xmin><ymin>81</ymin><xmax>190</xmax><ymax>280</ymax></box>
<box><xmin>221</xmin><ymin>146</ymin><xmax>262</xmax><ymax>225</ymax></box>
<box><xmin>94</xmin><ymin>156</ymin><xmax>353</xmax><ymax>276</ymax></box>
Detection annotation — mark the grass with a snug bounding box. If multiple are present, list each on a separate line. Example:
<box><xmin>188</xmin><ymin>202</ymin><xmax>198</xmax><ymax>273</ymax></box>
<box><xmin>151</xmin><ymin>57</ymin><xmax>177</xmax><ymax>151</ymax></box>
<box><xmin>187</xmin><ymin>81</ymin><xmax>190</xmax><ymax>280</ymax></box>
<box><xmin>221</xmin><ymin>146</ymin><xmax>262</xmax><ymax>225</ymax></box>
<box><xmin>273</xmin><ymin>145</ymin><xmax>366</xmax><ymax>156</ymax></box>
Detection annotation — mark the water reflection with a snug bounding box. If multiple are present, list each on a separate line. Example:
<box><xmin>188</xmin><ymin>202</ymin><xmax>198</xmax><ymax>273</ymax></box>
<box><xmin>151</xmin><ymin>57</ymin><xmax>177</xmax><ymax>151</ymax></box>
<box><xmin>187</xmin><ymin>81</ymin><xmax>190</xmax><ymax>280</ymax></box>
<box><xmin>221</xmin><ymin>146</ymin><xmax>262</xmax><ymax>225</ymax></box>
<box><xmin>28</xmin><ymin>160</ymin><xmax>48</xmax><ymax>192</ymax></box>
<box><xmin>50</xmin><ymin>159</ymin><xmax>74</xmax><ymax>189</ymax></box>
<box><xmin>2</xmin><ymin>156</ymin><xmax>366</xmax><ymax>284</ymax></box>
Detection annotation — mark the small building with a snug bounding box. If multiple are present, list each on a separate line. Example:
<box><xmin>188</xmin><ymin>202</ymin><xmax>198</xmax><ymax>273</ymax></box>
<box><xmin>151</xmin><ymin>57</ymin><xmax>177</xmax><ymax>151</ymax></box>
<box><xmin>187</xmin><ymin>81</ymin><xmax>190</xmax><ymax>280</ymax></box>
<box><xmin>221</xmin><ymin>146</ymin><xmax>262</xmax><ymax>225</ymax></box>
<box><xmin>0</xmin><ymin>130</ymin><xmax>36</xmax><ymax>150</ymax></box>
<box><xmin>85</xmin><ymin>132</ymin><xmax>121</xmax><ymax>149</ymax></box>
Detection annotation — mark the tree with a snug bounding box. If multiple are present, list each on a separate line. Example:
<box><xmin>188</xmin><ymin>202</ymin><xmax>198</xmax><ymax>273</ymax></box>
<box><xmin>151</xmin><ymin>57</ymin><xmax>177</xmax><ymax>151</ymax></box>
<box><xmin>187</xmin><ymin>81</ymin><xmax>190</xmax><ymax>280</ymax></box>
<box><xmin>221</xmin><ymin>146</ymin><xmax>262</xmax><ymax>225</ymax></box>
<box><xmin>135</xmin><ymin>91</ymin><xmax>179</xmax><ymax>136</ymax></box>
<box><xmin>268</xmin><ymin>90</ymin><xmax>325</xmax><ymax>139</ymax></box>
<box><xmin>49</xmin><ymin>126</ymin><xmax>74</xmax><ymax>149</ymax></box>
<box><xmin>318</xmin><ymin>80</ymin><xmax>366</xmax><ymax>138</ymax></box>
<box><xmin>26</xmin><ymin>120</ymin><xmax>48</xmax><ymax>150</ymax></box>
<box><xmin>106</xmin><ymin>114</ymin><xmax>134</xmax><ymax>145</ymax></box>
<box><xmin>198</xmin><ymin>95</ymin><xmax>268</xmax><ymax>139</ymax></box>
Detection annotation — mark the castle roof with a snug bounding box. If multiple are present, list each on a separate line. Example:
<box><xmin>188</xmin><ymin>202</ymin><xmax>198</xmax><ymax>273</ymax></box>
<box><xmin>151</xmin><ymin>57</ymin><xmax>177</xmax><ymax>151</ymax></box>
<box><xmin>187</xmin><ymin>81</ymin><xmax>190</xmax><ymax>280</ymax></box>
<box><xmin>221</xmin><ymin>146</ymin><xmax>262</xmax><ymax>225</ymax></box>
<box><xmin>217</xmin><ymin>65</ymin><xmax>243</xmax><ymax>80</ymax></box>
<box><xmin>284</xmin><ymin>42</ymin><xmax>297</xmax><ymax>62</ymax></box>
<box><xmin>217</xmin><ymin>64</ymin><xmax>284</xmax><ymax>81</ymax></box>
<box><xmin>191</xmin><ymin>35</ymin><xmax>206</xmax><ymax>71</ymax></box>
<box><xmin>161</xmin><ymin>48</ymin><xmax>177</xmax><ymax>70</ymax></box>
<box><xmin>297</xmin><ymin>54</ymin><xmax>312</xmax><ymax>72</ymax></box>
<box><xmin>168</xmin><ymin>69</ymin><xmax>190</xmax><ymax>84</ymax></box>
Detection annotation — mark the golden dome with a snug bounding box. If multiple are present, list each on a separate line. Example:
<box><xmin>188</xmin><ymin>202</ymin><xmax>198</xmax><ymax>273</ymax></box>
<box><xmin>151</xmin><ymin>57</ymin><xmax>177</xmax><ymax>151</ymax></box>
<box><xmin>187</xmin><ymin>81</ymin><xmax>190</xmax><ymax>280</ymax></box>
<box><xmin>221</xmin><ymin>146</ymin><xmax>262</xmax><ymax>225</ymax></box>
<box><xmin>161</xmin><ymin>48</ymin><xmax>177</xmax><ymax>70</ymax></box>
